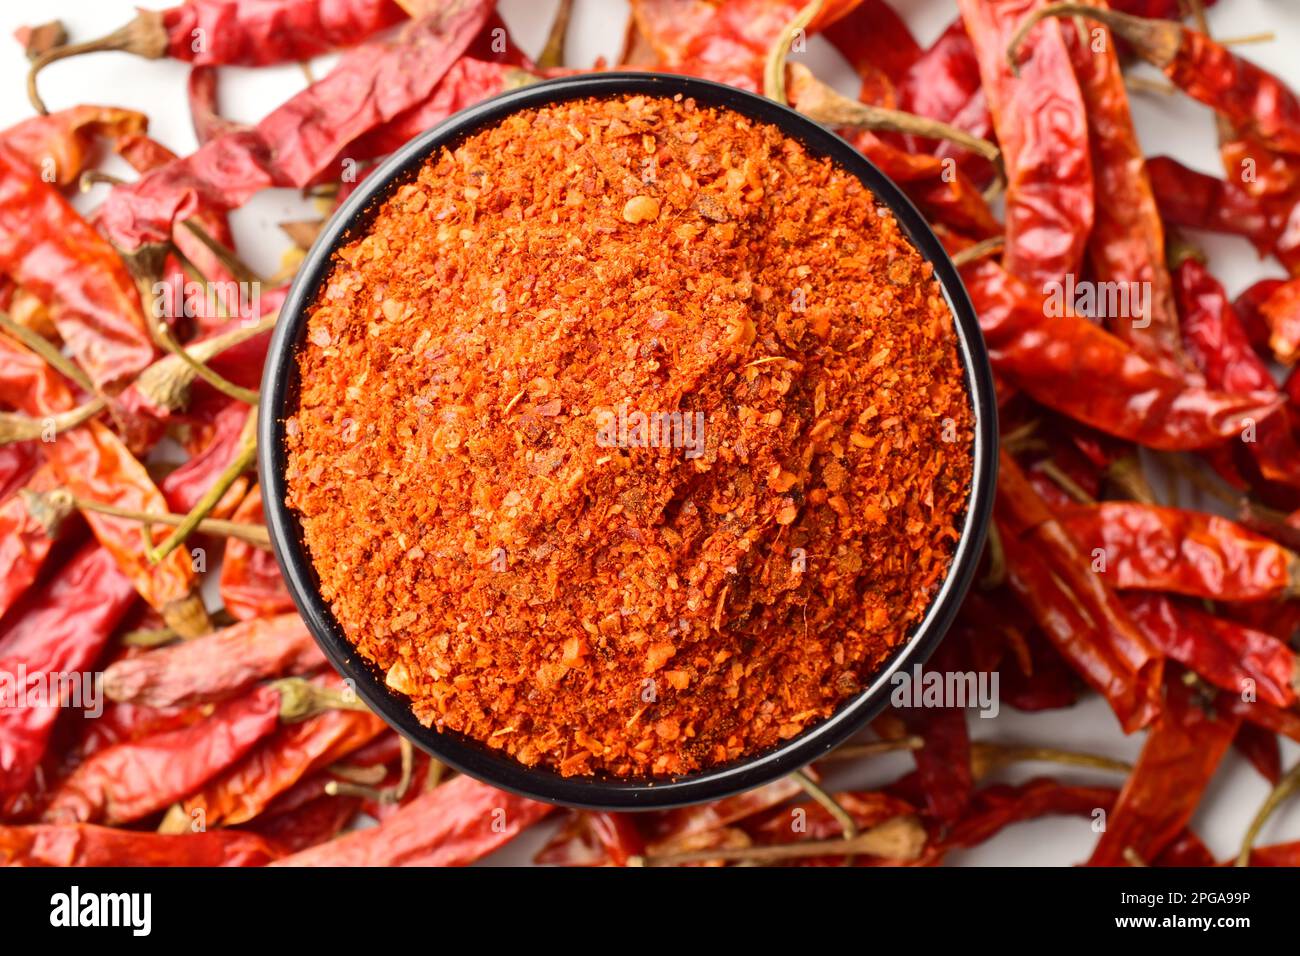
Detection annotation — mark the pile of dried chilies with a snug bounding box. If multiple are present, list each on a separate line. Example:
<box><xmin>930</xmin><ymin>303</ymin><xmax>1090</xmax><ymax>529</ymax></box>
<box><xmin>2</xmin><ymin>0</ymin><xmax>1300</xmax><ymax>868</ymax></box>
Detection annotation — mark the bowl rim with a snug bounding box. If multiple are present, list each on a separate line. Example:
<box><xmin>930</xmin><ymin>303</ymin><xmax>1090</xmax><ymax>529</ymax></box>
<box><xmin>258</xmin><ymin>71</ymin><xmax>999</xmax><ymax>811</ymax></box>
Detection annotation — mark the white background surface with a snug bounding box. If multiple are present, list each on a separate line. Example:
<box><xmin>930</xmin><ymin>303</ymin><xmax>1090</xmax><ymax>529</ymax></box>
<box><xmin>4</xmin><ymin>0</ymin><xmax>1300</xmax><ymax>865</ymax></box>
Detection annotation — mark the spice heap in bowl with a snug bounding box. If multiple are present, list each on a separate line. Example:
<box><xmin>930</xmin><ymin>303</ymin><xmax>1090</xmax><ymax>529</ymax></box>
<box><xmin>284</xmin><ymin>93</ymin><xmax>975</xmax><ymax>778</ymax></box>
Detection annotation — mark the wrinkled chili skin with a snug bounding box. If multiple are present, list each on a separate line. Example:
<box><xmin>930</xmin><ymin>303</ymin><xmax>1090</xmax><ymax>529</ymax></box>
<box><xmin>959</xmin><ymin>0</ymin><xmax>1093</xmax><ymax>287</ymax></box>
<box><xmin>287</xmin><ymin>94</ymin><xmax>975</xmax><ymax>778</ymax></box>
<box><xmin>40</xmin><ymin>686</ymin><xmax>282</xmax><ymax>826</ymax></box>
<box><xmin>98</xmin><ymin>1</ymin><xmax>495</xmax><ymax>251</ymax></box>
<box><xmin>964</xmin><ymin>260</ymin><xmax>1278</xmax><ymax>450</ymax></box>
<box><xmin>160</xmin><ymin>0</ymin><xmax>409</xmax><ymax>65</ymax></box>
<box><xmin>1088</xmin><ymin>674</ymin><xmax>1239</xmax><ymax>867</ymax></box>
<box><xmin>1059</xmin><ymin>502</ymin><xmax>1300</xmax><ymax>602</ymax></box>
<box><xmin>273</xmin><ymin>774</ymin><xmax>552</xmax><ymax>866</ymax></box>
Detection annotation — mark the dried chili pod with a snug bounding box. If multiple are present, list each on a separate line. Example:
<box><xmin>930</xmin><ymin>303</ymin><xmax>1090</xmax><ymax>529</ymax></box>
<box><xmin>0</xmin><ymin>823</ymin><xmax>277</xmax><ymax>866</ymax></box>
<box><xmin>27</xmin><ymin>0</ymin><xmax>411</xmax><ymax>113</ymax></box>
<box><xmin>103</xmin><ymin>613</ymin><xmax>323</xmax><ymax>709</ymax></box>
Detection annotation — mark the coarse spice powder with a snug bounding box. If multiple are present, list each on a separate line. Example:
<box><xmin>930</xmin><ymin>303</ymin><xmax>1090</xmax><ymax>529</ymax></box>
<box><xmin>285</xmin><ymin>93</ymin><xmax>974</xmax><ymax>778</ymax></box>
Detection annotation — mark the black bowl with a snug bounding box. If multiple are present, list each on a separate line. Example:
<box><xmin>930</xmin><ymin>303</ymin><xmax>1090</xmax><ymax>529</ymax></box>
<box><xmin>258</xmin><ymin>72</ymin><xmax>998</xmax><ymax>810</ymax></box>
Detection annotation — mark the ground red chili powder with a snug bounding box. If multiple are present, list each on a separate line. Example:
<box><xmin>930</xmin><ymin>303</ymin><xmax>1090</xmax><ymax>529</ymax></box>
<box><xmin>284</xmin><ymin>93</ymin><xmax>974</xmax><ymax>778</ymax></box>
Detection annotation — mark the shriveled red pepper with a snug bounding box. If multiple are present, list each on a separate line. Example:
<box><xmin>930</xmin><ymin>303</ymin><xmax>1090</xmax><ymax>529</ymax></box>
<box><xmin>0</xmin><ymin>105</ymin><xmax>147</xmax><ymax>186</ymax></box>
<box><xmin>1259</xmin><ymin>277</ymin><xmax>1300</xmax><ymax>365</ymax></box>
<box><xmin>0</xmin><ymin>823</ymin><xmax>278</xmax><ymax>866</ymax></box>
<box><xmin>0</xmin><ymin>464</ymin><xmax>61</xmax><ymax>621</ymax></box>
<box><xmin>219</xmin><ymin>484</ymin><xmax>294</xmax><ymax>621</ymax></box>
<box><xmin>1233</xmin><ymin>722</ymin><xmax>1282</xmax><ymax>785</ymax></box>
<box><xmin>535</xmin><ymin>811</ymin><xmax>647</xmax><ymax>867</ymax></box>
<box><xmin>1056</xmin><ymin>1</ymin><xmax>1185</xmax><ymax>377</ymax></box>
<box><xmin>240</xmin><ymin>793</ymin><xmax>362</xmax><ymax>855</ymax></box>
<box><xmin>1148</xmin><ymin>155</ymin><xmax>1300</xmax><ymax>275</ymax></box>
<box><xmin>938</xmin><ymin>778</ymin><xmax>1117</xmax><ymax>857</ymax></box>
<box><xmin>1058</xmin><ymin>502</ymin><xmax>1300</xmax><ymax>602</ymax></box>
<box><xmin>997</xmin><ymin>452</ymin><xmax>1163</xmax><ymax>731</ymax></box>
<box><xmin>1124</xmin><ymin>594</ymin><xmax>1297</xmax><ymax>709</ymax></box>
<box><xmin>98</xmin><ymin>2</ymin><xmax>495</xmax><ymax>252</ymax></box>
<box><xmin>1235</xmin><ymin>278</ymin><xmax>1286</xmax><ymax>353</ymax></box>
<box><xmin>959</xmin><ymin>0</ymin><xmax>1093</xmax><ymax>287</ymax></box>
<box><xmin>1089</xmin><ymin>674</ymin><xmax>1239</xmax><ymax>866</ymax></box>
<box><xmin>28</xmin><ymin>0</ymin><xmax>412</xmax><ymax>113</ymax></box>
<box><xmin>274</xmin><ymin>774</ymin><xmax>552</xmax><ymax>866</ymax></box>
<box><xmin>1175</xmin><ymin>253</ymin><xmax>1274</xmax><ymax>394</ymax></box>
<box><xmin>0</xmin><ymin>543</ymin><xmax>136</xmax><ymax>817</ymax></box>
<box><xmin>0</xmin><ymin>144</ymin><xmax>154</xmax><ymax>390</ymax></box>
<box><xmin>1019</xmin><ymin>5</ymin><xmax>1300</xmax><ymax>158</ymax></box>
<box><xmin>966</xmin><ymin>260</ymin><xmax>1279</xmax><ymax>450</ymax></box>
<box><xmin>103</xmin><ymin>613</ymin><xmax>323</xmax><ymax>709</ymax></box>
<box><xmin>40</xmin><ymin>685</ymin><xmax>283</xmax><ymax>825</ymax></box>
<box><xmin>167</xmin><ymin>681</ymin><xmax>386</xmax><ymax>829</ymax></box>
<box><xmin>187</xmin><ymin>67</ymin><xmax>244</xmax><ymax>147</ymax></box>
<box><xmin>0</xmin><ymin>335</ymin><xmax>208</xmax><ymax>636</ymax></box>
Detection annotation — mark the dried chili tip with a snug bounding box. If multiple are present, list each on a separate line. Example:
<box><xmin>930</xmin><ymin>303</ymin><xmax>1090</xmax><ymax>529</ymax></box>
<box><xmin>27</xmin><ymin>9</ymin><xmax>168</xmax><ymax>113</ymax></box>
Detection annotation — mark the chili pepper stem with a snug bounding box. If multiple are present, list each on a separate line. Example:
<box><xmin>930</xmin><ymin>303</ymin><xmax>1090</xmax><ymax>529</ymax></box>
<box><xmin>27</xmin><ymin>10</ymin><xmax>168</xmax><ymax>114</ymax></box>
<box><xmin>1007</xmin><ymin>4</ymin><xmax>1180</xmax><ymax>78</ymax></box>
<box><xmin>1035</xmin><ymin>459</ymin><xmax>1097</xmax><ymax>505</ymax></box>
<box><xmin>951</xmin><ymin>236</ymin><xmax>1006</xmax><ymax>269</ymax></box>
<box><xmin>821</xmin><ymin>736</ymin><xmax>924</xmax><ymax>761</ymax></box>
<box><xmin>791</xmin><ymin>769</ymin><xmax>858</xmax><ymax>839</ymax></box>
<box><xmin>145</xmin><ymin>408</ymin><xmax>259</xmax><ymax>564</ymax></box>
<box><xmin>154</xmin><ymin>320</ymin><xmax>261</xmax><ymax>407</ymax></box>
<box><xmin>1236</xmin><ymin>761</ymin><xmax>1300</xmax><ymax>866</ymax></box>
<box><xmin>1107</xmin><ymin>456</ymin><xmax>1160</xmax><ymax>505</ymax></box>
<box><xmin>179</xmin><ymin>220</ymin><xmax>266</xmax><ymax>286</ymax></box>
<box><xmin>632</xmin><ymin>814</ymin><xmax>926</xmax><ymax>866</ymax></box>
<box><xmin>764</xmin><ymin>0</ymin><xmax>824</xmax><ymax>106</ymax></box>
<box><xmin>0</xmin><ymin>311</ymin><xmax>94</xmax><ymax>393</ymax></box>
<box><xmin>536</xmin><ymin>0</ymin><xmax>575</xmax><ymax>70</ymax></box>
<box><xmin>980</xmin><ymin>521</ymin><xmax>1007</xmax><ymax>589</ymax></box>
<box><xmin>135</xmin><ymin>310</ymin><xmax>277</xmax><ymax>413</ymax></box>
<box><xmin>0</xmin><ymin>398</ymin><xmax>105</xmax><ymax>445</ymax></box>
<box><xmin>273</xmin><ymin>677</ymin><xmax>373</xmax><ymax>722</ymax></box>
<box><xmin>787</xmin><ymin>64</ymin><xmax>1005</xmax><ymax>179</ymax></box>
<box><xmin>970</xmin><ymin>741</ymin><xmax>1132</xmax><ymax>780</ymax></box>
<box><xmin>32</xmin><ymin>488</ymin><xmax>271</xmax><ymax>549</ymax></box>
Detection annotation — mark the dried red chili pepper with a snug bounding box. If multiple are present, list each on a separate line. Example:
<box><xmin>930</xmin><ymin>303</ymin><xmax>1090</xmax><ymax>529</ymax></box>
<box><xmin>1056</xmin><ymin>2</ymin><xmax>1186</xmax><ymax>376</ymax></box>
<box><xmin>0</xmin><ymin>144</ymin><xmax>154</xmax><ymax>390</ymax></box>
<box><xmin>274</xmin><ymin>774</ymin><xmax>552</xmax><ymax>866</ymax></box>
<box><xmin>1175</xmin><ymin>253</ymin><xmax>1274</xmax><ymax>394</ymax></box>
<box><xmin>1234</xmin><ymin>278</ymin><xmax>1285</xmax><ymax>352</ymax></box>
<box><xmin>960</xmin><ymin>0</ymin><xmax>1093</xmax><ymax>287</ymax></box>
<box><xmin>1124</xmin><ymin>594</ymin><xmax>1296</xmax><ymax>708</ymax></box>
<box><xmin>997</xmin><ymin>452</ymin><xmax>1163</xmax><ymax>731</ymax></box>
<box><xmin>1016</xmin><ymin>5</ymin><xmax>1300</xmax><ymax>158</ymax></box>
<box><xmin>1233</xmin><ymin>722</ymin><xmax>1283</xmax><ymax>786</ymax></box>
<box><xmin>1259</xmin><ymin>277</ymin><xmax>1300</xmax><ymax>365</ymax></box>
<box><xmin>28</xmin><ymin>0</ymin><xmax>412</xmax><ymax>113</ymax></box>
<box><xmin>939</xmin><ymin>778</ymin><xmax>1117</xmax><ymax>855</ymax></box>
<box><xmin>240</xmin><ymin>793</ymin><xmax>362</xmax><ymax>855</ymax></box>
<box><xmin>1058</xmin><ymin>502</ymin><xmax>1300</xmax><ymax>602</ymax></box>
<box><xmin>823</xmin><ymin>0</ymin><xmax>922</xmax><ymax>98</ymax></box>
<box><xmin>0</xmin><ymin>543</ymin><xmax>136</xmax><ymax>817</ymax></box>
<box><xmin>166</xmin><ymin>682</ymin><xmax>386</xmax><ymax>830</ymax></box>
<box><xmin>1088</xmin><ymin>673</ymin><xmax>1239</xmax><ymax>866</ymax></box>
<box><xmin>1243</xmin><ymin>841</ymin><xmax>1300</xmax><ymax>866</ymax></box>
<box><xmin>187</xmin><ymin>67</ymin><xmax>245</xmax><ymax>147</ymax></box>
<box><xmin>0</xmin><ymin>464</ymin><xmax>62</xmax><ymax>621</ymax></box>
<box><xmin>1148</xmin><ymin>155</ymin><xmax>1300</xmax><ymax>275</ymax></box>
<box><xmin>219</xmin><ymin>484</ymin><xmax>295</xmax><ymax>621</ymax></box>
<box><xmin>98</xmin><ymin>2</ymin><xmax>495</xmax><ymax>252</ymax></box>
<box><xmin>0</xmin><ymin>823</ymin><xmax>278</xmax><ymax>866</ymax></box>
<box><xmin>40</xmin><ymin>685</ymin><xmax>283</xmax><ymax>825</ymax></box>
<box><xmin>965</xmin><ymin>260</ymin><xmax>1278</xmax><ymax>449</ymax></box>
<box><xmin>103</xmin><ymin>613</ymin><xmax>322</xmax><ymax>709</ymax></box>
<box><xmin>1151</xmin><ymin>828</ymin><xmax>1217</xmax><ymax>867</ymax></box>
<box><xmin>0</xmin><ymin>105</ymin><xmax>147</xmax><ymax>187</ymax></box>
<box><xmin>0</xmin><ymin>335</ymin><xmax>208</xmax><ymax>636</ymax></box>
<box><xmin>534</xmin><ymin>811</ymin><xmax>646</xmax><ymax>867</ymax></box>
